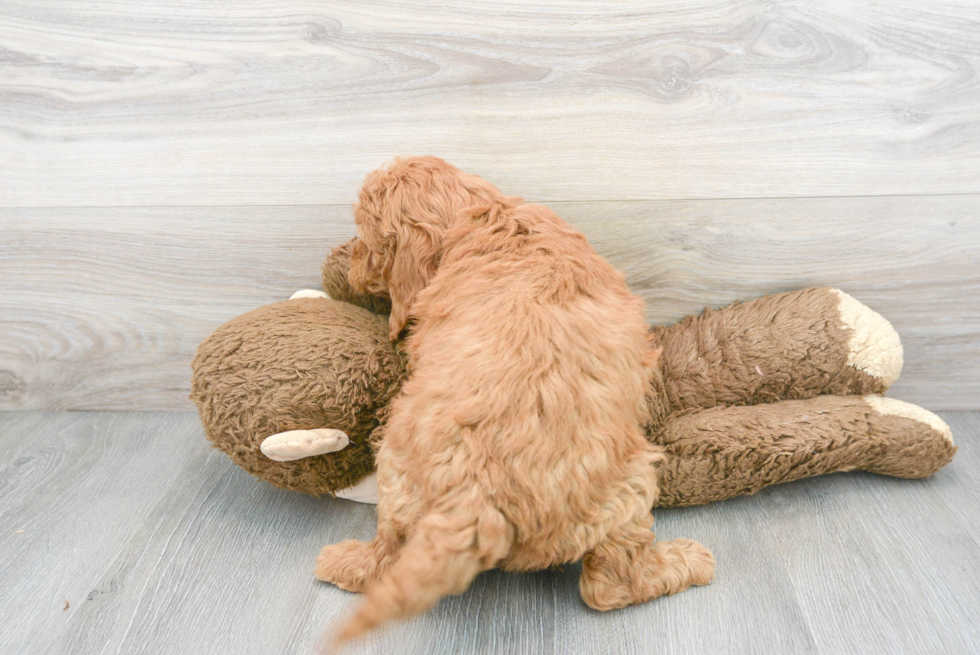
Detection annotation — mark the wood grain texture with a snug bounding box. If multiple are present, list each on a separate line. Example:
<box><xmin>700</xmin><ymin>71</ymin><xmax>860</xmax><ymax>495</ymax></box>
<box><xmin>552</xmin><ymin>498</ymin><xmax>818</xmax><ymax>655</ymax></box>
<box><xmin>558</xmin><ymin>195</ymin><xmax>980</xmax><ymax>410</ymax></box>
<box><xmin>2</xmin><ymin>196</ymin><xmax>977</xmax><ymax>411</ymax></box>
<box><xmin>2</xmin><ymin>0</ymin><xmax>979</xmax><ymax>206</ymax></box>
<box><xmin>933</xmin><ymin>413</ymin><xmax>980</xmax><ymax>549</ymax></box>
<box><xmin>0</xmin><ymin>412</ymin><xmax>206</xmax><ymax>654</ymax></box>
<box><xmin>0</xmin><ymin>207</ymin><xmax>349</xmax><ymax>411</ymax></box>
<box><xmin>755</xmin><ymin>425</ymin><xmax>980</xmax><ymax>654</ymax></box>
<box><xmin>2</xmin><ymin>410</ymin><xmax>977</xmax><ymax>654</ymax></box>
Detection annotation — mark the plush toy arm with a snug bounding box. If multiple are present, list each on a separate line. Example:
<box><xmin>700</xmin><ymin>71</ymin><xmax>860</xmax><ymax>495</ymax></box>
<box><xmin>649</xmin><ymin>287</ymin><xmax>903</xmax><ymax>413</ymax></box>
<box><xmin>321</xmin><ymin>240</ymin><xmax>393</xmax><ymax>315</ymax></box>
<box><xmin>653</xmin><ymin>395</ymin><xmax>955</xmax><ymax>508</ymax></box>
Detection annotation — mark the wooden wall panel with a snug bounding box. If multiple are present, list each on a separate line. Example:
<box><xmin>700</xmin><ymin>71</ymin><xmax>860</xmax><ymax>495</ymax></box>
<box><xmin>2</xmin><ymin>196</ymin><xmax>977</xmax><ymax>410</ymax></box>
<box><xmin>1</xmin><ymin>0</ymin><xmax>979</xmax><ymax>206</ymax></box>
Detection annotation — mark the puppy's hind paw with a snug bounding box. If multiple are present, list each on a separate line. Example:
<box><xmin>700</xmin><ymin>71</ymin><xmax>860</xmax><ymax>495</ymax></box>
<box><xmin>655</xmin><ymin>538</ymin><xmax>716</xmax><ymax>589</ymax></box>
<box><xmin>315</xmin><ymin>540</ymin><xmax>378</xmax><ymax>593</ymax></box>
<box><xmin>580</xmin><ymin>530</ymin><xmax>715</xmax><ymax>611</ymax></box>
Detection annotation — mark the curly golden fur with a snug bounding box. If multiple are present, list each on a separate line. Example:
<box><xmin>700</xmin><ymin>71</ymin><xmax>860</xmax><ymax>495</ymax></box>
<box><xmin>317</xmin><ymin>157</ymin><xmax>714</xmax><ymax>643</ymax></box>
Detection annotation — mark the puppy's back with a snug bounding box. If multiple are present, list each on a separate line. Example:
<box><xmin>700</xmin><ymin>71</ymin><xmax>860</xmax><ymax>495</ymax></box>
<box><xmin>399</xmin><ymin>203</ymin><xmax>658</xmax><ymax>566</ymax></box>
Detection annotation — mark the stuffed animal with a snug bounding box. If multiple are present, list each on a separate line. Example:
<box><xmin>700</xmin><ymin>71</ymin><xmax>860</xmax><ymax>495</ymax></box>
<box><xmin>189</xmin><ymin>245</ymin><xmax>400</xmax><ymax>502</ymax></box>
<box><xmin>190</xmin><ymin>241</ymin><xmax>956</xmax><ymax>507</ymax></box>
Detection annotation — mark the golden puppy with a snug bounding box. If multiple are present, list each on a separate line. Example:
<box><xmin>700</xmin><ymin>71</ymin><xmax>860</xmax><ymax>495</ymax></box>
<box><xmin>317</xmin><ymin>157</ymin><xmax>714</xmax><ymax>642</ymax></box>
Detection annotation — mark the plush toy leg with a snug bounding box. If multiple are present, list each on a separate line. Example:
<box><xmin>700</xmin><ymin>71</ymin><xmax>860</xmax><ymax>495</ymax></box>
<box><xmin>654</xmin><ymin>395</ymin><xmax>956</xmax><ymax>508</ymax></box>
<box><xmin>650</xmin><ymin>287</ymin><xmax>903</xmax><ymax>413</ymax></box>
<box><xmin>579</xmin><ymin>513</ymin><xmax>714</xmax><ymax>611</ymax></box>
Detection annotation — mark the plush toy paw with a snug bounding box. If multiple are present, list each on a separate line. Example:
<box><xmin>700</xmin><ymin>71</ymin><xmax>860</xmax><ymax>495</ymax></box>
<box><xmin>864</xmin><ymin>395</ymin><xmax>953</xmax><ymax>444</ymax></box>
<box><xmin>859</xmin><ymin>395</ymin><xmax>956</xmax><ymax>478</ymax></box>
<box><xmin>289</xmin><ymin>289</ymin><xmax>330</xmax><ymax>300</ymax></box>
<box><xmin>335</xmin><ymin>471</ymin><xmax>379</xmax><ymax>504</ymax></box>
<box><xmin>260</xmin><ymin>429</ymin><xmax>350</xmax><ymax>462</ymax></box>
<box><xmin>832</xmin><ymin>290</ymin><xmax>903</xmax><ymax>387</ymax></box>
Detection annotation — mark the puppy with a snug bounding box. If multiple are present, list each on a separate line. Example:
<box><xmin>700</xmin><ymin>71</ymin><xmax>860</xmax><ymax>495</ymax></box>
<box><xmin>317</xmin><ymin>156</ymin><xmax>714</xmax><ymax>642</ymax></box>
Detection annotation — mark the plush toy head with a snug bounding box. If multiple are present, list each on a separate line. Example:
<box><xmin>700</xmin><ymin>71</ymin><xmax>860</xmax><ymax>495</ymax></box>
<box><xmin>190</xmin><ymin>284</ymin><xmax>405</xmax><ymax>495</ymax></box>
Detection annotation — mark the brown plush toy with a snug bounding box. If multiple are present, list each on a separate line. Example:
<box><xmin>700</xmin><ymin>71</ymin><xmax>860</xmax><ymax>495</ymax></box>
<box><xmin>191</xmin><ymin>242</ymin><xmax>956</xmax><ymax>507</ymax></box>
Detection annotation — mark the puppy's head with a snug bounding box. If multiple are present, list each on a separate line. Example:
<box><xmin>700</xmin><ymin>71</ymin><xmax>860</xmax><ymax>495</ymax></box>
<box><xmin>350</xmin><ymin>156</ymin><xmax>511</xmax><ymax>341</ymax></box>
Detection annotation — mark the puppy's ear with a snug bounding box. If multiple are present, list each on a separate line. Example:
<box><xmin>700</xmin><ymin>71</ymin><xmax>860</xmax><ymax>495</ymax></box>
<box><xmin>387</xmin><ymin>223</ymin><xmax>440</xmax><ymax>341</ymax></box>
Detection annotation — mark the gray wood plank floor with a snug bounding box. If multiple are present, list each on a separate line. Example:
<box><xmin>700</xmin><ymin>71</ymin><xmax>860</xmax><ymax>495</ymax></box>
<box><xmin>2</xmin><ymin>411</ymin><xmax>977</xmax><ymax>655</ymax></box>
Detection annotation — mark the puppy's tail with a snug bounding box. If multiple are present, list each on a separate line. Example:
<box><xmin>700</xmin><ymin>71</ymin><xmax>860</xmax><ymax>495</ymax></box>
<box><xmin>336</xmin><ymin>501</ymin><xmax>512</xmax><ymax>644</ymax></box>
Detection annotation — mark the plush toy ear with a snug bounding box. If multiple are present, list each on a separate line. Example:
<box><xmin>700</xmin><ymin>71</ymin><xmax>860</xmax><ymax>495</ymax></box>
<box><xmin>323</xmin><ymin>240</ymin><xmax>392</xmax><ymax>315</ymax></box>
<box><xmin>260</xmin><ymin>428</ymin><xmax>350</xmax><ymax>461</ymax></box>
<box><xmin>386</xmin><ymin>223</ymin><xmax>440</xmax><ymax>341</ymax></box>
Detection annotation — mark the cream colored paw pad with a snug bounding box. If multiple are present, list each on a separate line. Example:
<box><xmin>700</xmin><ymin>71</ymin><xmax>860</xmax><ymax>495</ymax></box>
<box><xmin>863</xmin><ymin>395</ymin><xmax>953</xmax><ymax>444</ymax></box>
<box><xmin>832</xmin><ymin>289</ymin><xmax>903</xmax><ymax>386</ymax></box>
<box><xmin>260</xmin><ymin>428</ymin><xmax>350</xmax><ymax>461</ymax></box>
